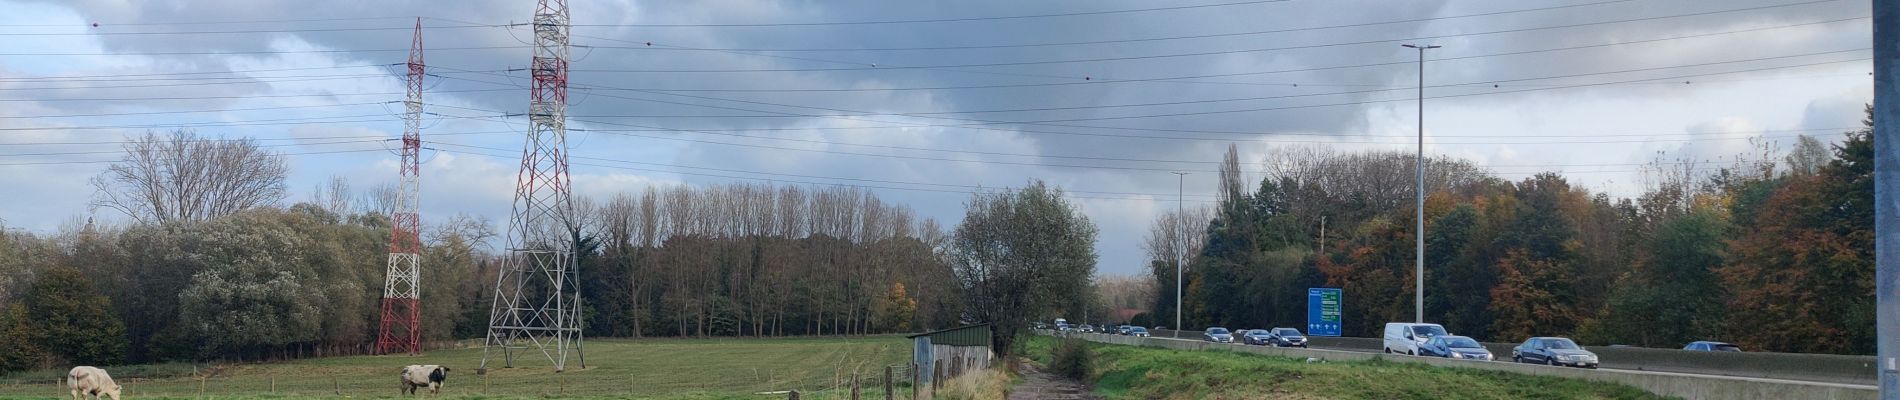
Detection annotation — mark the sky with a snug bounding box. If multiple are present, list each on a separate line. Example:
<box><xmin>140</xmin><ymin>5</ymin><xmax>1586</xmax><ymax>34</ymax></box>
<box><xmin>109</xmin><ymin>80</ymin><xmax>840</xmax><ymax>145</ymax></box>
<box><xmin>0</xmin><ymin>0</ymin><xmax>1875</xmax><ymax>276</ymax></box>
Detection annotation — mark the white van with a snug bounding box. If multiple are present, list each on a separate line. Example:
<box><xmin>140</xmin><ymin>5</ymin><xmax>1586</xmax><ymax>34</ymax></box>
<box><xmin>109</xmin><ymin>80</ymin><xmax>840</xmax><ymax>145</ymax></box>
<box><xmin>1383</xmin><ymin>322</ymin><xmax>1449</xmax><ymax>355</ymax></box>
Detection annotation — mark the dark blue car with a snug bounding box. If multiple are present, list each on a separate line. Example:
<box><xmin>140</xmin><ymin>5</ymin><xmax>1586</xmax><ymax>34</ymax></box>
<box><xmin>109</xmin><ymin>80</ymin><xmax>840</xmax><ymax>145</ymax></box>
<box><xmin>1420</xmin><ymin>335</ymin><xmax>1492</xmax><ymax>360</ymax></box>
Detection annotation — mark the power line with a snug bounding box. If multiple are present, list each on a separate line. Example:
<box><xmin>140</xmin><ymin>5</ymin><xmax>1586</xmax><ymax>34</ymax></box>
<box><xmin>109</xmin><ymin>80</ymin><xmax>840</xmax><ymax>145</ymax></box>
<box><xmin>578</xmin><ymin>0</ymin><xmax>1635</xmax><ymax>52</ymax></box>
<box><xmin>561</xmin><ymin>0</ymin><xmax>1290</xmax><ymax>28</ymax></box>
<box><xmin>419</xmin><ymin>109</ymin><xmax>1838</xmax><ymax>175</ymax></box>
<box><xmin>0</xmin><ymin>64</ymin><xmax>396</xmax><ymax>81</ymax></box>
<box><xmin>0</xmin><ymin>16</ymin><xmax>418</xmax><ymax>27</ymax></box>
<box><xmin>488</xmin><ymin>57</ymin><xmax>1869</xmax><ymax>142</ymax></box>
<box><xmin>0</xmin><ymin>114</ymin><xmax>403</xmax><ymax>131</ymax></box>
<box><xmin>0</xmin><ymin>102</ymin><xmax>386</xmax><ymax>119</ymax></box>
<box><xmin>0</xmin><ymin>130</ymin><xmax>513</xmax><ymax>146</ymax></box>
<box><xmin>427</xmin><ymin>142</ymin><xmax>1224</xmax><ymax>202</ymax></box>
<box><xmin>535</xmin><ymin>49</ymin><xmax>1871</xmax><ymax>120</ymax></box>
<box><xmin>0</xmin><ymin>74</ymin><xmax>396</xmax><ymax>91</ymax></box>
<box><xmin>0</xmin><ymin>148</ymin><xmax>389</xmax><ymax>166</ymax></box>
<box><xmin>0</xmin><ymin>24</ymin><xmax>495</xmax><ymax>36</ymax></box>
<box><xmin>0</xmin><ymin>45</ymin><xmax>524</xmax><ymax>57</ymax></box>
<box><xmin>0</xmin><ymin>138</ymin><xmax>388</xmax><ymax>157</ymax></box>
<box><xmin>0</xmin><ymin>88</ymin><xmax>513</xmax><ymax>102</ymax></box>
<box><xmin>558</xmin><ymin>13</ymin><xmax>1865</xmax><ymax>96</ymax></box>
<box><xmin>568</xmin><ymin>2</ymin><xmax>1852</xmax><ymax>73</ymax></box>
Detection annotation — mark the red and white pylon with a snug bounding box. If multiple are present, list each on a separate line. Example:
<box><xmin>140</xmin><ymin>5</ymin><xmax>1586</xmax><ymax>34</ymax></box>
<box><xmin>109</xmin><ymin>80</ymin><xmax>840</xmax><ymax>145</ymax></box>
<box><xmin>376</xmin><ymin>17</ymin><xmax>425</xmax><ymax>356</ymax></box>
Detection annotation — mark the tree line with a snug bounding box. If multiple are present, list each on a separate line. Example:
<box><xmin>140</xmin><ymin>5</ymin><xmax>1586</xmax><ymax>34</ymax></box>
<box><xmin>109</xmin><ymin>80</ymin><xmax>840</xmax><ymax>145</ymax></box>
<box><xmin>1149</xmin><ymin>109</ymin><xmax>1875</xmax><ymax>355</ymax></box>
<box><xmin>0</xmin><ymin>130</ymin><xmax>1030</xmax><ymax>372</ymax></box>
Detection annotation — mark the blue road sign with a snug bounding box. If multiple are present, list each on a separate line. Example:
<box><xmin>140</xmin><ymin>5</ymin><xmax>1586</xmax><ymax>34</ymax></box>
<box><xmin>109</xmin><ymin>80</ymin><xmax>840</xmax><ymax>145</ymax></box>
<box><xmin>1308</xmin><ymin>288</ymin><xmax>1342</xmax><ymax>336</ymax></box>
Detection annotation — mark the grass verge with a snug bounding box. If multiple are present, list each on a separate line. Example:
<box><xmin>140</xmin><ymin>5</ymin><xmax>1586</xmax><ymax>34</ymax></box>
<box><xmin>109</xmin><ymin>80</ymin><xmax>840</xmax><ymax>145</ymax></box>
<box><xmin>1022</xmin><ymin>336</ymin><xmax>1671</xmax><ymax>400</ymax></box>
<box><xmin>0</xmin><ymin>336</ymin><xmax>911</xmax><ymax>399</ymax></box>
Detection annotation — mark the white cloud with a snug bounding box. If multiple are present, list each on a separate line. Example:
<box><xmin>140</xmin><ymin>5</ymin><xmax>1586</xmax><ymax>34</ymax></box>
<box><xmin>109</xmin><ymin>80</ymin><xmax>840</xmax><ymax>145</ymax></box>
<box><xmin>0</xmin><ymin>0</ymin><xmax>1874</xmax><ymax>274</ymax></box>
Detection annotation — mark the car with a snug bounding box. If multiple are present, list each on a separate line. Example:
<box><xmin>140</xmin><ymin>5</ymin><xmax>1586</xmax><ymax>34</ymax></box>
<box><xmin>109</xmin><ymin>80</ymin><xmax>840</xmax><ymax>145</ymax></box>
<box><xmin>1267</xmin><ymin>327</ymin><xmax>1309</xmax><ymax>348</ymax></box>
<box><xmin>1382</xmin><ymin>322</ymin><xmax>1449</xmax><ymax>355</ymax></box>
<box><xmin>1203</xmin><ymin>327</ymin><xmax>1235</xmax><ymax>343</ymax></box>
<box><xmin>1240</xmin><ymin>329</ymin><xmax>1274</xmax><ymax>345</ymax></box>
<box><xmin>1055</xmin><ymin>322</ymin><xmax>1071</xmax><ymax>332</ymax></box>
<box><xmin>1078</xmin><ymin>324</ymin><xmax>1095</xmax><ymax>333</ymax></box>
<box><xmin>1118</xmin><ymin>325</ymin><xmax>1134</xmax><ymax>335</ymax></box>
<box><xmin>1683</xmin><ymin>341</ymin><xmax>1742</xmax><ymax>352</ymax></box>
<box><xmin>1420</xmin><ymin>335</ymin><xmax>1492</xmax><ymax>360</ymax></box>
<box><xmin>1129</xmin><ymin>327</ymin><xmax>1151</xmax><ymax>337</ymax></box>
<box><xmin>1513</xmin><ymin>337</ymin><xmax>1597</xmax><ymax>368</ymax></box>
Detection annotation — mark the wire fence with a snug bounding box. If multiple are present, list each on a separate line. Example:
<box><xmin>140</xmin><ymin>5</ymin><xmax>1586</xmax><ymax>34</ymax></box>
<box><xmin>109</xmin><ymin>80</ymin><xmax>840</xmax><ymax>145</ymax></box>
<box><xmin>0</xmin><ymin>363</ymin><xmax>919</xmax><ymax>399</ymax></box>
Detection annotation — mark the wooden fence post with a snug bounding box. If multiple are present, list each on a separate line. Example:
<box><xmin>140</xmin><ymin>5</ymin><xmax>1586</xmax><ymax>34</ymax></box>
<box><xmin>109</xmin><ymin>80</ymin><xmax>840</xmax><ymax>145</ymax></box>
<box><xmin>884</xmin><ymin>365</ymin><xmax>894</xmax><ymax>400</ymax></box>
<box><xmin>850</xmin><ymin>372</ymin><xmax>860</xmax><ymax>400</ymax></box>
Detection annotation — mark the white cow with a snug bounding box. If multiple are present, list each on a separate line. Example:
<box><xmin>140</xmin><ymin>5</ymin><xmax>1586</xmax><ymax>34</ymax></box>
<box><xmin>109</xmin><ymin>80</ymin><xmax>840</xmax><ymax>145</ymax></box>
<box><xmin>399</xmin><ymin>365</ymin><xmax>450</xmax><ymax>396</ymax></box>
<box><xmin>67</xmin><ymin>366</ymin><xmax>121</xmax><ymax>400</ymax></box>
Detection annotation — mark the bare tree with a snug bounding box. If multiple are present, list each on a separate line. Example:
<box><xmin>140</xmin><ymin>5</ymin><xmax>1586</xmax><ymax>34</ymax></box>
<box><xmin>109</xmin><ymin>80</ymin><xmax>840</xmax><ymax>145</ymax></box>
<box><xmin>90</xmin><ymin>130</ymin><xmax>288</xmax><ymax>225</ymax></box>
<box><xmin>638</xmin><ymin>187</ymin><xmax>659</xmax><ymax>248</ymax></box>
<box><xmin>1784</xmin><ymin>135</ymin><xmax>1830</xmax><ymax>177</ymax></box>
<box><xmin>311</xmin><ymin>175</ymin><xmax>353</xmax><ymax>216</ymax></box>
<box><xmin>359</xmin><ymin>182</ymin><xmax>401</xmax><ymax>217</ymax></box>
<box><xmin>1142</xmin><ymin>205</ymin><xmax>1213</xmax><ymax>271</ymax></box>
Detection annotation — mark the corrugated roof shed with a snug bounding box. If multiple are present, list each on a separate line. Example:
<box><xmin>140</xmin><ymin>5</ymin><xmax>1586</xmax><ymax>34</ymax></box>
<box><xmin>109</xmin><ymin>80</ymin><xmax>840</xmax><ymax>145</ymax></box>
<box><xmin>907</xmin><ymin>324</ymin><xmax>991</xmax><ymax>347</ymax></box>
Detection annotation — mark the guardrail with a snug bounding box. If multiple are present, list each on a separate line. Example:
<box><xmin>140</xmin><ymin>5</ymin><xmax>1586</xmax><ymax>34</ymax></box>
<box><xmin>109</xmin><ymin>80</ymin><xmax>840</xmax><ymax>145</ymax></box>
<box><xmin>1053</xmin><ymin>332</ymin><xmax>1876</xmax><ymax>400</ymax></box>
<box><xmin>1144</xmin><ymin>329</ymin><xmax>1876</xmax><ymax>385</ymax></box>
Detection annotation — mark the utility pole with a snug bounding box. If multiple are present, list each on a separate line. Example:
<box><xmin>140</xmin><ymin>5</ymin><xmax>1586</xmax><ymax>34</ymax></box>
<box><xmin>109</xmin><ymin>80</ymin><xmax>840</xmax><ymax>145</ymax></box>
<box><xmin>375</xmin><ymin>17</ymin><xmax>425</xmax><ymax>356</ymax></box>
<box><xmin>1872</xmin><ymin>1</ymin><xmax>1896</xmax><ymax>397</ymax></box>
<box><xmin>1171</xmin><ymin>171</ymin><xmax>1190</xmax><ymax>338</ymax></box>
<box><xmin>1401</xmin><ymin>43</ymin><xmax>1439</xmax><ymax>324</ymax></box>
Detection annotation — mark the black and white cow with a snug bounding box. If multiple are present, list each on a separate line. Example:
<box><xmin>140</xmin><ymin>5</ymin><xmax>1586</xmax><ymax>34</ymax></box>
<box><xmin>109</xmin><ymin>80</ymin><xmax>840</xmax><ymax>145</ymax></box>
<box><xmin>399</xmin><ymin>365</ymin><xmax>449</xmax><ymax>396</ymax></box>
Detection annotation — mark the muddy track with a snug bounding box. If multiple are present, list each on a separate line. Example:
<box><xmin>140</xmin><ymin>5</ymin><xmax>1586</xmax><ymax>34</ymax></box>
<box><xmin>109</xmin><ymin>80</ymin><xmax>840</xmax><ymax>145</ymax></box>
<box><xmin>1007</xmin><ymin>360</ymin><xmax>1100</xmax><ymax>400</ymax></box>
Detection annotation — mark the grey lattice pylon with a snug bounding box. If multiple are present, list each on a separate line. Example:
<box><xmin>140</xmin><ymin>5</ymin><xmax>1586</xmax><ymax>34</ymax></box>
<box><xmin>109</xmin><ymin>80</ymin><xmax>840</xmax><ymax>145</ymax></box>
<box><xmin>479</xmin><ymin>0</ymin><xmax>584</xmax><ymax>373</ymax></box>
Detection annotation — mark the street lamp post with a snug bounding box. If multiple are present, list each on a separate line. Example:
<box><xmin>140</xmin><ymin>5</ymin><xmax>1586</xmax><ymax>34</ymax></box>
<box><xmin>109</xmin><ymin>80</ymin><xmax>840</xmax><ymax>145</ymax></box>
<box><xmin>1171</xmin><ymin>171</ymin><xmax>1189</xmax><ymax>338</ymax></box>
<box><xmin>1401</xmin><ymin>43</ymin><xmax>1439</xmax><ymax>324</ymax></box>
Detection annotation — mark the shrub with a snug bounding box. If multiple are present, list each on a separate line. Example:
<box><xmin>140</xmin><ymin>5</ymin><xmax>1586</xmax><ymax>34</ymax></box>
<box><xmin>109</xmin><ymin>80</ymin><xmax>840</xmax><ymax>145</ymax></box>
<box><xmin>1048</xmin><ymin>338</ymin><xmax>1095</xmax><ymax>381</ymax></box>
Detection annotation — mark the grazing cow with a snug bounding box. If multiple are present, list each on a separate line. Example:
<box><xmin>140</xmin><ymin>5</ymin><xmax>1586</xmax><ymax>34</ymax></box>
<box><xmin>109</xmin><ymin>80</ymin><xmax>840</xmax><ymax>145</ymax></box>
<box><xmin>399</xmin><ymin>365</ymin><xmax>450</xmax><ymax>396</ymax></box>
<box><xmin>67</xmin><ymin>366</ymin><xmax>121</xmax><ymax>400</ymax></box>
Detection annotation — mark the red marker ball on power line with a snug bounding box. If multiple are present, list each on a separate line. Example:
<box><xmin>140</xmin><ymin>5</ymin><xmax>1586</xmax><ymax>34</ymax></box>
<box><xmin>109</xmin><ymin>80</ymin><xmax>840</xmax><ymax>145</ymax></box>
<box><xmin>91</xmin><ymin>22</ymin><xmax>99</xmax><ymax>27</ymax></box>
<box><xmin>1084</xmin><ymin>76</ymin><xmax>1091</xmax><ymax>80</ymax></box>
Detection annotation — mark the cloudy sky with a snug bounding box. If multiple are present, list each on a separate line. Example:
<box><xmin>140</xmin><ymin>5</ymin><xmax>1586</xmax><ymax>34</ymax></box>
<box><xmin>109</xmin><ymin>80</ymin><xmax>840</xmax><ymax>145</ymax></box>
<box><xmin>0</xmin><ymin>0</ymin><xmax>1873</xmax><ymax>276</ymax></box>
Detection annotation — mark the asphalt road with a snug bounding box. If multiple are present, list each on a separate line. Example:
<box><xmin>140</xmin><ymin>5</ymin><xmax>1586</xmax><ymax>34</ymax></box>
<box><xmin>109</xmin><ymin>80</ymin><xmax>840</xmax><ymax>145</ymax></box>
<box><xmin>1086</xmin><ymin>329</ymin><xmax>1877</xmax><ymax>388</ymax></box>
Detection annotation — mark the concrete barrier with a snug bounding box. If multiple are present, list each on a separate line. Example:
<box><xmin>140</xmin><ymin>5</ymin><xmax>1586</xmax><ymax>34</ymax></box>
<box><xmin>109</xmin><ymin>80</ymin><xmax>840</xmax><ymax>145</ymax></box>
<box><xmin>1149</xmin><ymin>330</ymin><xmax>1877</xmax><ymax>385</ymax></box>
<box><xmin>1053</xmin><ymin>332</ymin><xmax>1877</xmax><ymax>400</ymax></box>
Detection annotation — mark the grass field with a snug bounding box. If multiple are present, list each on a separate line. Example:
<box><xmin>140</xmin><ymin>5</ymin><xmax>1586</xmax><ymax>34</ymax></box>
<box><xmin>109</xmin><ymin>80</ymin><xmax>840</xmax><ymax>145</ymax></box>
<box><xmin>0</xmin><ymin>336</ymin><xmax>913</xmax><ymax>400</ymax></box>
<box><xmin>1022</xmin><ymin>336</ymin><xmax>1672</xmax><ymax>400</ymax></box>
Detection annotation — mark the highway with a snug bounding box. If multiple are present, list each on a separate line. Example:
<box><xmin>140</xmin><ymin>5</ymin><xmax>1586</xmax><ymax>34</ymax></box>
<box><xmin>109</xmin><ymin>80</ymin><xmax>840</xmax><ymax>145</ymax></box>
<box><xmin>1052</xmin><ymin>330</ymin><xmax>1878</xmax><ymax>400</ymax></box>
<box><xmin>1116</xmin><ymin>329</ymin><xmax>1878</xmax><ymax>387</ymax></box>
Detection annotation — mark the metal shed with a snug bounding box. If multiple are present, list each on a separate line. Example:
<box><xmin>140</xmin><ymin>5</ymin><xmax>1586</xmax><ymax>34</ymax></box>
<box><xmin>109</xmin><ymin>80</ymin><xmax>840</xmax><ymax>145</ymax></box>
<box><xmin>908</xmin><ymin>324</ymin><xmax>993</xmax><ymax>389</ymax></box>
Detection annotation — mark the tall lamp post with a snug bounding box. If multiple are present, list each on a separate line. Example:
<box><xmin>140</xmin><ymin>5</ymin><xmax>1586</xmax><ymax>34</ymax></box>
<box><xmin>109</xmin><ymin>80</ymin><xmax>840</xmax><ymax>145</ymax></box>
<box><xmin>1171</xmin><ymin>171</ymin><xmax>1190</xmax><ymax>338</ymax></box>
<box><xmin>1869</xmin><ymin>1</ymin><xmax>1895</xmax><ymax>396</ymax></box>
<box><xmin>1401</xmin><ymin>43</ymin><xmax>1439</xmax><ymax>324</ymax></box>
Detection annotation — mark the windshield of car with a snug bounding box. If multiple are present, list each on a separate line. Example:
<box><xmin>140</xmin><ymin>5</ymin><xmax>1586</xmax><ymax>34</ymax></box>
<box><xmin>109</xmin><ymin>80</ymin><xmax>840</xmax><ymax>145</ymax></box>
<box><xmin>1274</xmin><ymin>328</ymin><xmax>1301</xmax><ymax>337</ymax></box>
<box><xmin>1546</xmin><ymin>339</ymin><xmax>1580</xmax><ymax>349</ymax></box>
<box><xmin>1445</xmin><ymin>337</ymin><xmax>1482</xmax><ymax>348</ymax></box>
<box><xmin>1411</xmin><ymin>325</ymin><xmax>1447</xmax><ymax>338</ymax></box>
<box><xmin>1130</xmin><ymin>327</ymin><xmax>1147</xmax><ymax>333</ymax></box>
<box><xmin>1208</xmin><ymin>328</ymin><xmax>1229</xmax><ymax>334</ymax></box>
<box><xmin>1713</xmin><ymin>344</ymin><xmax>1741</xmax><ymax>352</ymax></box>
<box><xmin>1248</xmin><ymin>330</ymin><xmax>1270</xmax><ymax>336</ymax></box>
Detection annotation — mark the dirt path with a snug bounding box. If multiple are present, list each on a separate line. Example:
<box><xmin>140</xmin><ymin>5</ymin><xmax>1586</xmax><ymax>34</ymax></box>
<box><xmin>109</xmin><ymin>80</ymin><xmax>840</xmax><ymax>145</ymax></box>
<box><xmin>1006</xmin><ymin>360</ymin><xmax>1100</xmax><ymax>400</ymax></box>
